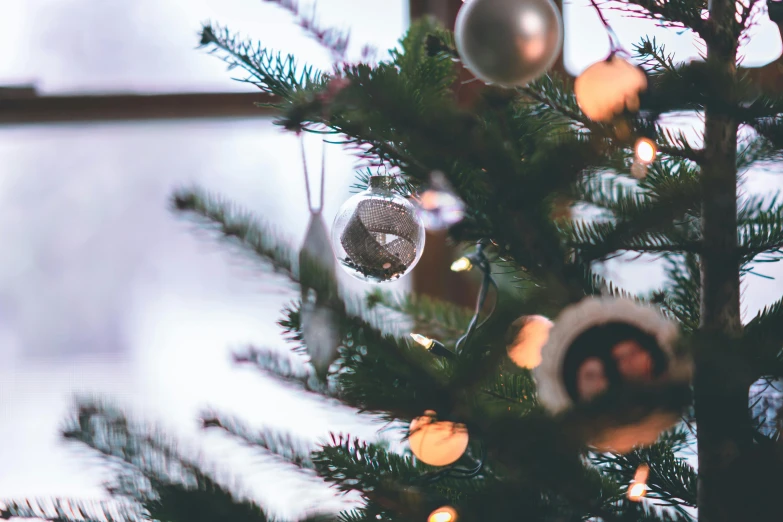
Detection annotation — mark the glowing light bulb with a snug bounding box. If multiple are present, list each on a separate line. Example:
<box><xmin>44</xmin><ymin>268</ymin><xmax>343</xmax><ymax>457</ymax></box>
<box><xmin>628</xmin><ymin>464</ymin><xmax>650</xmax><ymax>501</ymax></box>
<box><xmin>628</xmin><ymin>482</ymin><xmax>646</xmax><ymax>500</ymax></box>
<box><xmin>635</xmin><ymin>138</ymin><xmax>657</xmax><ymax>165</ymax></box>
<box><xmin>410</xmin><ymin>333</ymin><xmax>435</xmax><ymax>350</ymax></box>
<box><xmin>428</xmin><ymin>506</ymin><xmax>458</xmax><ymax>522</ymax></box>
<box><xmin>450</xmin><ymin>257</ymin><xmax>473</xmax><ymax>272</ymax></box>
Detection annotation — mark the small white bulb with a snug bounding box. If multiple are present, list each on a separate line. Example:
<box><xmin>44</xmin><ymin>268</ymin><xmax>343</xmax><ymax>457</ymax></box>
<box><xmin>635</xmin><ymin>138</ymin><xmax>657</xmax><ymax>165</ymax></box>
<box><xmin>410</xmin><ymin>333</ymin><xmax>434</xmax><ymax>350</ymax></box>
<box><xmin>450</xmin><ymin>257</ymin><xmax>473</xmax><ymax>272</ymax></box>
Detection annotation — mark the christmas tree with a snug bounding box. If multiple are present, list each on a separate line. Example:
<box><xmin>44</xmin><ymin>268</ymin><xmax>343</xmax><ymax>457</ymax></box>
<box><xmin>4</xmin><ymin>0</ymin><xmax>783</xmax><ymax>520</ymax></box>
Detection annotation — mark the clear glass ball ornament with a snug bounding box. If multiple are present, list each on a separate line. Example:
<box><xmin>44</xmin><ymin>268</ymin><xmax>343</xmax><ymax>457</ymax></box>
<box><xmin>331</xmin><ymin>176</ymin><xmax>426</xmax><ymax>283</ymax></box>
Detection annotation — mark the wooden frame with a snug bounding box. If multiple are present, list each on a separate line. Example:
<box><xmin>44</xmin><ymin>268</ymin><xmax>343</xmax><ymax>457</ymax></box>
<box><xmin>0</xmin><ymin>91</ymin><xmax>274</xmax><ymax>125</ymax></box>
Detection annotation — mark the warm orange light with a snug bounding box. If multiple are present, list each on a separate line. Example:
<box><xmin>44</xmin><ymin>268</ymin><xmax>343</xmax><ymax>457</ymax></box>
<box><xmin>506</xmin><ymin>315</ymin><xmax>553</xmax><ymax>369</ymax></box>
<box><xmin>635</xmin><ymin>138</ymin><xmax>657</xmax><ymax>165</ymax></box>
<box><xmin>409</xmin><ymin>412</ymin><xmax>469</xmax><ymax>466</ymax></box>
<box><xmin>428</xmin><ymin>506</ymin><xmax>458</xmax><ymax>522</ymax></box>
<box><xmin>628</xmin><ymin>464</ymin><xmax>650</xmax><ymax>501</ymax></box>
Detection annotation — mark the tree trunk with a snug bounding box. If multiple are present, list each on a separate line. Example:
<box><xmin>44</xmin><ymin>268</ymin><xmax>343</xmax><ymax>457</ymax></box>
<box><xmin>696</xmin><ymin>1</ymin><xmax>749</xmax><ymax>520</ymax></box>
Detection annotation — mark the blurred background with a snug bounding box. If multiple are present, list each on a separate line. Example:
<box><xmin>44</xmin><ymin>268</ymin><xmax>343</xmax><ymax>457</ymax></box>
<box><xmin>1</xmin><ymin>0</ymin><xmax>782</xmax><ymax>518</ymax></box>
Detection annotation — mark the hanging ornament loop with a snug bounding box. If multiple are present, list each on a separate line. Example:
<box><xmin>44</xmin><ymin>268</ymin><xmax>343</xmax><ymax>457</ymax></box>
<box><xmin>588</xmin><ymin>0</ymin><xmax>626</xmax><ymax>56</ymax></box>
<box><xmin>300</xmin><ymin>135</ymin><xmax>326</xmax><ymax>214</ymax></box>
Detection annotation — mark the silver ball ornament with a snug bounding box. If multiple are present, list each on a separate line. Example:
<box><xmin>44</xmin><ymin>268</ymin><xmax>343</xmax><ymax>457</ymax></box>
<box><xmin>455</xmin><ymin>0</ymin><xmax>563</xmax><ymax>87</ymax></box>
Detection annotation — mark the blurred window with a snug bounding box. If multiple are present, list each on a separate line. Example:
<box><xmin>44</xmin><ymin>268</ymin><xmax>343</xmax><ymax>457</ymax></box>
<box><xmin>0</xmin><ymin>0</ymin><xmax>408</xmax><ymax>95</ymax></box>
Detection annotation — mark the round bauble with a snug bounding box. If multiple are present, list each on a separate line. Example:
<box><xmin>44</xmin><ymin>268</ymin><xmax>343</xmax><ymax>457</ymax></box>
<box><xmin>331</xmin><ymin>176</ymin><xmax>425</xmax><ymax>283</ymax></box>
<box><xmin>505</xmin><ymin>314</ymin><xmax>553</xmax><ymax>369</ymax></box>
<box><xmin>574</xmin><ymin>55</ymin><xmax>648</xmax><ymax>122</ymax></box>
<box><xmin>455</xmin><ymin>0</ymin><xmax>563</xmax><ymax>87</ymax></box>
<box><xmin>533</xmin><ymin>297</ymin><xmax>691</xmax><ymax>453</ymax></box>
<box><xmin>409</xmin><ymin>410</ymin><xmax>469</xmax><ymax>466</ymax></box>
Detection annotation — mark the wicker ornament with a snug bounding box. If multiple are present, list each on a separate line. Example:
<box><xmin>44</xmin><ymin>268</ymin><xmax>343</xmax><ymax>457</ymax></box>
<box><xmin>575</xmin><ymin>55</ymin><xmax>648</xmax><ymax>122</ymax></box>
<box><xmin>533</xmin><ymin>297</ymin><xmax>691</xmax><ymax>453</ymax></box>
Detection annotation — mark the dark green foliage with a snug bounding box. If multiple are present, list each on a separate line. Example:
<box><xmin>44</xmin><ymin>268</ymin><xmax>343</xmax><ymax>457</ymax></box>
<box><xmin>0</xmin><ymin>499</ymin><xmax>141</xmax><ymax>522</ymax></box>
<box><xmin>42</xmin><ymin>2</ymin><xmax>783</xmax><ymax>521</ymax></box>
<box><xmin>61</xmin><ymin>400</ymin><xmax>273</xmax><ymax>522</ymax></box>
<box><xmin>365</xmin><ymin>289</ymin><xmax>474</xmax><ymax>344</ymax></box>
<box><xmin>202</xmin><ymin>413</ymin><xmax>316</xmax><ymax>470</ymax></box>
<box><xmin>592</xmin><ymin>430</ymin><xmax>697</xmax><ymax>510</ymax></box>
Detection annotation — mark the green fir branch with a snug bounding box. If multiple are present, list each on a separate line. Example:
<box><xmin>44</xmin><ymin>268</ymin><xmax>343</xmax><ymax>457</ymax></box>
<box><xmin>201</xmin><ymin>414</ymin><xmax>316</xmax><ymax>470</ymax></box>
<box><xmin>172</xmin><ymin>186</ymin><xmax>294</xmax><ymax>275</ymax></box>
<box><xmin>365</xmin><ymin>289</ymin><xmax>474</xmax><ymax>343</ymax></box>
<box><xmin>618</xmin><ymin>1</ymin><xmax>711</xmax><ymax>41</ymax></box>
<box><xmin>335</xmin><ymin>316</ymin><xmax>452</xmax><ymax>421</ymax></box>
<box><xmin>658</xmin><ymin>254</ymin><xmax>701</xmax><ymax>332</ymax></box>
<box><xmin>744</xmin><ymin>297</ymin><xmax>783</xmax><ymax>378</ymax></box>
<box><xmin>592</xmin><ymin>437</ymin><xmax>698</xmax><ymax>510</ymax></box>
<box><xmin>232</xmin><ymin>345</ymin><xmax>333</xmax><ymax>397</ymax></box>
<box><xmin>171</xmin><ymin>187</ymin><xmax>337</xmax><ymax>297</ymax></box>
<box><xmin>738</xmin><ymin>203</ymin><xmax>783</xmax><ymax>264</ymax></box>
<box><xmin>62</xmin><ymin>401</ymin><xmax>271</xmax><ymax>522</ymax></box>
<box><xmin>634</xmin><ymin>36</ymin><xmax>679</xmax><ymax>75</ymax></box>
<box><xmin>199</xmin><ymin>23</ymin><xmax>323</xmax><ymax>101</ymax></box>
<box><xmin>478</xmin><ymin>371</ymin><xmax>539</xmax><ymax>417</ymax></box>
<box><xmin>0</xmin><ymin>499</ymin><xmax>142</xmax><ymax>522</ymax></box>
<box><xmin>312</xmin><ymin>434</ymin><xmax>420</xmax><ymax>495</ymax></box>
<box><xmin>260</xmin><ymin>0</ymin><xmax>350</xmax><ymax>59</ymax></box>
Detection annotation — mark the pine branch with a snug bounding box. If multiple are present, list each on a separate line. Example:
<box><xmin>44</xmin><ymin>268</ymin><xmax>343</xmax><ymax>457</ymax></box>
<box><xmin>261</xmin><ymin>0</ymin><xmax>350</xmax><ymax>60</ymax></box>
<box><xmin>171</xmin><ymin>187</ymin><xmax>294</xmax><ymax>274</ymax></box>
<box><xmin>519</xmin><ymin>76</ymin><xmax>704</xmax><ymax>163</ymax></box>
<box><xmin>0</xmin><ymin>499</ymin><xmax>142</xmax><ymax>522</ymax></box>
<box><xmin>312</xmin><ymin>434</ymin><xmax>421</xmax><ymax>495</ymax></box>
<box><xmin>201</xmin><ymin>413</ymin><xmax>316</xmax><ymax>470</ymax></box>
<box><xmin>658</xmin><ymin>254</ymin><xmax>701</xmax><ymax>332</ymax></box>
<box><xmin>365</xmin><ymin>289</ymin><xmax>474</xmax><ymax>343</ymax></box>
<box><xmin>171</xmin><ymin>187</ymin><xmax>337</xmax><ymax>297</ymax></box>
<box><xmin>199</xmin><ymin>23</ymin><xmax>323</xmax><ymax>101</ymax></box>
<box><xmin>614</xmin><ymin>1</ymin><xmax>711</xmax><ymax>41</ymax></box>
<box><xmin>592</xmin><ymin>436</ymin><xmax>698</xmax><ymax>510</ymax></box>
<box><xmin>335</xmin><ymin>315</ymin><xmax>453</xmax><ymax>421</ymax></box>
<box><xmin>479</xmin><ymin>372</ymin><xmax>539</xmax><ymax>416</ymax></box>
<box><xmin>232</xmin><ymin>345</ymin><xmax>333</xmax><ymax>397</ymax></box>
<box><xmin>634</xmin><ymin>36</ymin><xmax>679</xmax><ymax>75</ymax></box>
<box><xmin>744</xmin><ymin>296</ymin><xmax>783</xmax><ymax>378</ymax></box>
<box><xmin>738</xmin><ymin>202</ymin><xmax>783</xmax><ymax>263</ymax></box>
<box><xmin>588</xmin><ymin>272</ymin><xmax>651</xmax><ymax>302</ymax></box>
<box><xmin>562</xmin><ymin>219</ymin><xmax>699</xmax><ymax>259</ymax></box>
<box><xmin>278</xmin><ymin>301</ymin><xmax>307</xmax><ymax>353</ymax></box>
<box><xmin>736</xmin><ymin>134</ymin><xmax>783</xmax><ymax>171</ymax></box>
<box><xmin>62</xmin><ymin>400</ymin><xmax>270</xmax><ymax>522</ymax></box>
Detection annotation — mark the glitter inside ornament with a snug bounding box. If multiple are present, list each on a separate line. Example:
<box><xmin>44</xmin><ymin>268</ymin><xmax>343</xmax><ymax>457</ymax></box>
<box><xmin>331</xmin><ymin>176</ymin><xmax>425</xmax><ymax>283</ymax></box>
